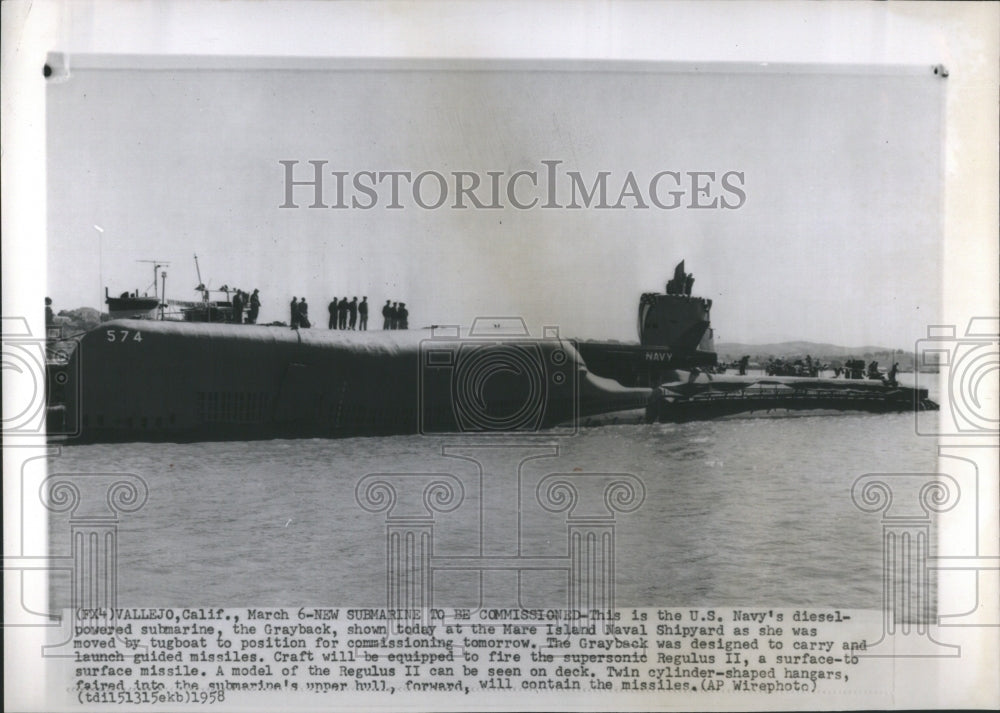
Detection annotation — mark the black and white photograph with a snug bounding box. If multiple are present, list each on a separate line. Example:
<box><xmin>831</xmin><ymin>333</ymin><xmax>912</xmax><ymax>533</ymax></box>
<box><xmin>3</xmin><ymin>1</ymin><xmax>998</xmax><ymax>711</ymax></box>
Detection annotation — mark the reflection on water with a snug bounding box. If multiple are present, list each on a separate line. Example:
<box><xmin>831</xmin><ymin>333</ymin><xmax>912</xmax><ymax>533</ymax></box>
<box><xmin>47</xmin><ymin>396</ymin><xmax>941</xmax><ymax>611</ymax></box>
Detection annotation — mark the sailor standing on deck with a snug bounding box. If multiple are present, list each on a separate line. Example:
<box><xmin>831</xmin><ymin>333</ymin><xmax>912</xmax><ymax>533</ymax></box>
<box><xmin>382</xmin><ymin>300</ymin><xmax>392</xmax><ymax>329</ymax></box>
<box><xmin>867</xmin><ymin>360</ymin><xmax>880</xmax><ymax>380</ymax></box>
<box><xmin>348</xmin><ymin>297</ymin><xmax>358</xmax><ymax>330</ymax></box>
<box><xmin>299</xmin><ymin>297</ymin><xmax>312</xmax><ymax>328</ymax></box>
<box><xmin>359</xmin><ymin>297</ymin><xmax>368</xmax><ymax>330</ymax></box>
<box><xmin>248</xmin><ymin>289</ymin><xmax>261</xmax><ymax>324</ymax></box>
<box><xmin>338</xmin><ymin>297</ymin><xmax>348</xmax><ymax>329</ymax></box>
<box><xmin>389</xmin><ymin>302</ymin><xmax>399</xmax><ymax>329</ymax></box>
<box><xmin>232</xmin><ymin>290</ymin><xmax>244</xmax><ymax>324</ymax></box>
<box><xmin>290</xmin><ymin>297</ymin><xmax>299</xmax><ymax>329</ymax></box>
<box><xmin>298</xmin><ymin>297</ymin><xmax>311</xmax><ymax>328</ymax></box>
<box><xmin>398</xmin><ymin>302</ymin><xmax>409</xmax><ymax>330</ymax></box>
<box><xmin>326</xmin><ymin>297</ymin><xmax>337</xmax><ymax>329</ymax></box>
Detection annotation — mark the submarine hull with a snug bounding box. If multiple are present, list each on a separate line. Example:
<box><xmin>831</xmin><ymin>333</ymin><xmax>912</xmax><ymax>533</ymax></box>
<box><xmin>54</xmin><ymin>320</ymin><xmax>651</xmax><ymax>443</ymax></box>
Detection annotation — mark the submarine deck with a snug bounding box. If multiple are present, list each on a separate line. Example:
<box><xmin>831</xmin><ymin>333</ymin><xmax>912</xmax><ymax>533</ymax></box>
<box><xmin>645</xmin><ymin>374</ymin><xmax>938</xmax><ymax>423</ymax></box>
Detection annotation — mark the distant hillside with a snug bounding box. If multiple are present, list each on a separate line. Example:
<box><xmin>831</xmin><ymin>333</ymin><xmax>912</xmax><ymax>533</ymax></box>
<box><xmin>717</xmin><ymin>340</ymin><xmax>902</xmax><ymax>357</ymax></box>
<box><xmin>716</xmin><ymin>341</ymin><xmax>914</xmax><ymax>368</ymax></box>
<box><xmin>53</xmin><ymin>307</ymin><xmax>106</xmax><ymax>335</ymax></box>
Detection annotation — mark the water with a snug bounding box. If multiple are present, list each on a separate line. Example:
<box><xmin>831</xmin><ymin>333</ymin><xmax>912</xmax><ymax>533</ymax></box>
<box><xmin>47</xmin><ymin>378</ymin><xmax>941</xmax><ymax>610</ymax></box>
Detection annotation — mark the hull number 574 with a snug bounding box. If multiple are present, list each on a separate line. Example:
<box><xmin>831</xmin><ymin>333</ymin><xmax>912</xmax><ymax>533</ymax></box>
<box><xmin>106</xmin><ymin>329</ymin><xmax>143</xmax><ymax>343</ymax></box>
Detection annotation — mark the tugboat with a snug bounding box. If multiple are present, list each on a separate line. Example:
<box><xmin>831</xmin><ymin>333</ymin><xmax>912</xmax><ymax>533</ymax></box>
<box><xmin>104</xmin><ymin>290</ymin><xmax>161</xmax><ymax>320</ymax></box>
<box><xmin>104</xmin><ymin>259</ymin><xmax>169</xmax><ymax>320</ymax></box>
<box><xmin>104</xmin><ymin>255</ymin><xmax>246</xmax><ymax>323</ymax></box>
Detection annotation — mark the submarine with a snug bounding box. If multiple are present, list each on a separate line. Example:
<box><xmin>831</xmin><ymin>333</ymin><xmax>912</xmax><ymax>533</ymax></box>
<box><xmin>45</xmin><ymin>262</ymin><xmax>719</xmax><ymax>443</ymax></box>
<box><xmin>46</xmin><ymin>260</ymin><xmax>932</xmax><ymax>443</ymax></box>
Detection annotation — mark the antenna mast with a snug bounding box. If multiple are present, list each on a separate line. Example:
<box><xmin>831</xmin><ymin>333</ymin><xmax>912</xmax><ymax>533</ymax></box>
<box><xmin>137</xmin><ymin>259</ymin><xmax>171</xmax><ymax>300</ymax></box>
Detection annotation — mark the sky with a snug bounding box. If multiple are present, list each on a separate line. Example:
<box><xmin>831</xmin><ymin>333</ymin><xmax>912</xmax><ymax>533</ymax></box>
<box><xmin>47</xmin><ymin>58</ymin><xmax>941</xmax><ymax>346</ymax></box>
<box><xmin>46</xmin><ymin>58</ymin><xmax>943</xmax><ymax>348</ymax></box>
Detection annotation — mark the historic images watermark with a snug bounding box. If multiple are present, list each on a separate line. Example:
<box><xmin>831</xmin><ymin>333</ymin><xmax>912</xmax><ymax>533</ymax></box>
<box><xmin>279</xmin><ymin>160</ymin><xmax>747</xmax><ymax>211</ymax></box>
<box><xmin>356</xmin><ymin>447</ymin><xmax>645</xmax><ymax>626</ymax></box>
<box><xmin>851</xmin><ymin>472</ymin><xmax>960</xmax><ymax>657</ymax></box>
<box><xmin>2</xmin><ymin>467</ymin><xmax>151</xmax><ymax>658</ymax></box>
<box><xmin>914</xmin><ymin>317</ymin><xmax>999</xmax><ymax>437</ymax></box>
<box><xmin>912</xmin><ymin>317</ymin><xmax>1000</xmax><ymax>647</ymax></box>
<box><xmin>418</xmin><ymin>319</ymin><xmax>578</xmax><ymax>437</ymax></box>
<box><xmin>375</xmin><ymin>319</ymin><xmax>639</xmax><ymax>617</ymax></box>
<box><xmin>358</xmin><ymin>312</ymin><xmax>645</xmax><ymax>621</ymax></box>
<box><xmin>1</xmin><ymin>316</ymin><xmax>80</xmax><ymax>439</ymax></box>
<box><xmin>2</xmin><ymin>314</ymin><xmax>149</xmax><ymax>656</ymax></box>
<box><xmin>849</xmin><ymin>316</ymin><xmax>1000</xmax><ymax>658</ymax></box>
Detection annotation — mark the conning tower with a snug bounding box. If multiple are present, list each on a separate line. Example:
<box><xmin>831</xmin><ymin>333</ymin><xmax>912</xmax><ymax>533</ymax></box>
<box><xmin>573</xmin><ymin>261</ymin><xmax>717</xmax><ymax>388</ymax></box>
<box><xmin>638</xmin><ymin>260</ymin><xmax>714</xmax><ymax>353</ymax></box>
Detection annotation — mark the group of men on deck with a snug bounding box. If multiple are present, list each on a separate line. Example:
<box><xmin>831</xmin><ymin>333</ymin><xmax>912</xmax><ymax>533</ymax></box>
<box><xmin>289</xmin><ymin>297</ymin><xmax>311</xmax><ymax>328</ymax></box>
<box><xmin>381</xmin><ymin>300</ymin><xmax>408</xmax><ymax>330</ymax></box>
<box><xmin>326</xmin><ymin>296</ymin><xmax>369</xmax><ymax>330</ymax></box>
<box><xmin>288</xmin><ymin>295</ymin><xmax>408</xmax><ymax>330</ymax></box>
<box><xmin>665</xmin><ymin>260</ymin><xmax>695</xmax><ymax>296</ymax></box>
<box><xmin>230</xmin><ymin>289</ymin><xmax>261</xmax><ymax>324</ymax></box>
